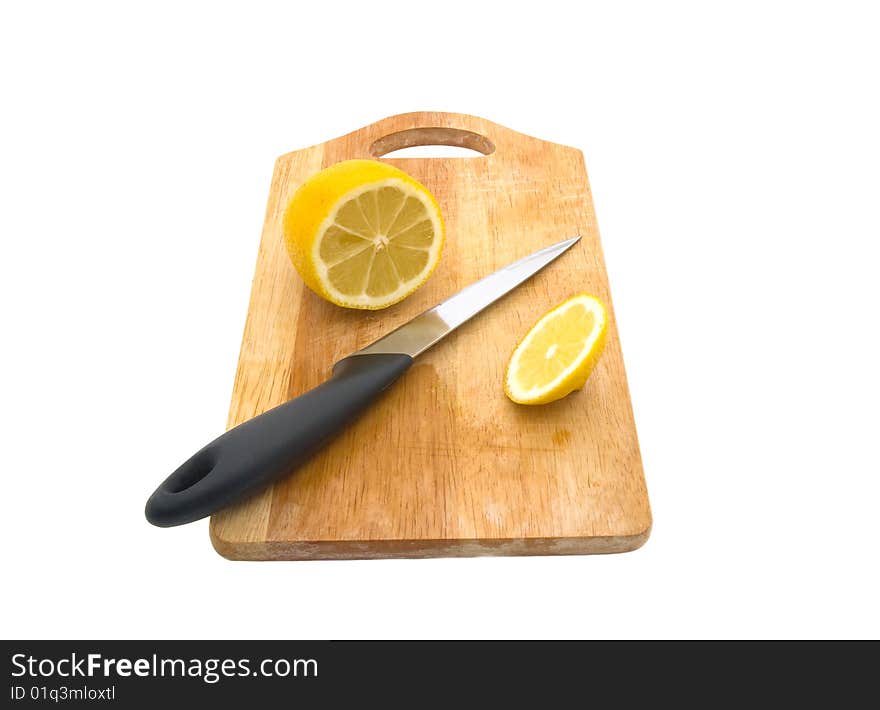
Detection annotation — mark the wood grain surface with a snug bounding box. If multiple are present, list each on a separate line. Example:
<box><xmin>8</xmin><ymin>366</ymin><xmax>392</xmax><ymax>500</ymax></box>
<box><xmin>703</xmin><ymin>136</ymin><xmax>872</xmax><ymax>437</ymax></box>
<box><xmin>209</xmin><ymin>112</ymin><xmax>651</xmax><ymax>560</ymax></box>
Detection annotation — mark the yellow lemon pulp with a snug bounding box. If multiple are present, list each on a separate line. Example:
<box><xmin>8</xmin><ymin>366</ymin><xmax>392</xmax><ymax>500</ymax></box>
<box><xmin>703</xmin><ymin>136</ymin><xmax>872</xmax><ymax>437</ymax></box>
<box><xmin>504</xmin><ymin>294</ymin><xmax>608</xmax><ymax>405</ymax></box>
<box><xmin>283</xmin><ymin>160</ymin><xmax>444</xmax><ymax>309</ymax></box>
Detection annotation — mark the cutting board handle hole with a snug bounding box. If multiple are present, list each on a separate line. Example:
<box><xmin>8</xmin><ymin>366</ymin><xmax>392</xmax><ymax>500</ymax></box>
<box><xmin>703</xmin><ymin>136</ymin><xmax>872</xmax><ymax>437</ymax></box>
<box><xmin>370</xmin><ymin>127</ymin><xmax>495</xmax><ymax>159</ymax></box>
<box><xmin>167</xmin><ymin>451</ymin><xmax>216</xmax><ymax>494</ymax></box>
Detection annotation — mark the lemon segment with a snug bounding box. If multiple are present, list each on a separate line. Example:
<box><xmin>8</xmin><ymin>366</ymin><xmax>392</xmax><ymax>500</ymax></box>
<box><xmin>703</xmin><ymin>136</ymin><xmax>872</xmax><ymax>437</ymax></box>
<box><xmin>504</xmin><ymin>294</ymin><xmax>608</xmax><ymax>405</ymax></box>
<box><xmin>282</xmin><ymin>160</ymin><xmax>445</xmax><ymax>309</ymax></box>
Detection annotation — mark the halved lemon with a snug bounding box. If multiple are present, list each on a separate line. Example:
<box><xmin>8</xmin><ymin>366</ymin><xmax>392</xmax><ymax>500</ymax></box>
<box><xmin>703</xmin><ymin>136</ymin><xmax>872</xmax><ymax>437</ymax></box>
<box><xmin>282</xmin><ymin>159</ymin><xmax>445</xmax><ymax>309</ymax></box>
<box><xmin>504</xmin><ymin>294</ymin><xmax>608</xmax><ymax>405</ymax></box>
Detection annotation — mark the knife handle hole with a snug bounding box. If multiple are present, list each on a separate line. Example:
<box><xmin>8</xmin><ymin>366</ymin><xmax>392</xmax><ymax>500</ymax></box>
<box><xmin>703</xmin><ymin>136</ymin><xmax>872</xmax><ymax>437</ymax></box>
<box><xmin>167</xmin><ymin>451</ymin><xmax>216</xmax><ymax>494</ymax></box>
<box><xmin>371</xmin><ymin>127</ymin><xmax>495</xmax><ymax>159</ymax></box>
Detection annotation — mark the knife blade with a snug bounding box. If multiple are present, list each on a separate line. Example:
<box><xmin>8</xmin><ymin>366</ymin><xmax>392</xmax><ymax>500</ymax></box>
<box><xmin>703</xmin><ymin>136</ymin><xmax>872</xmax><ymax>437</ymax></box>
<box><xmin>145</xmin><ymin>235</ymin><xmax>580</xmax><ymax>527</ymax></box>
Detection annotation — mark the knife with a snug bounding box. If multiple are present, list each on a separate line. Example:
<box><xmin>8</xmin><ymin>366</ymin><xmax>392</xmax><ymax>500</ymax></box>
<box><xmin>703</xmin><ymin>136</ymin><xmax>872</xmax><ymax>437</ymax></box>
<box><xmin>145</xmin><ymin>235</ymin><xmax>581</xmax><ymax>527</ymax></box>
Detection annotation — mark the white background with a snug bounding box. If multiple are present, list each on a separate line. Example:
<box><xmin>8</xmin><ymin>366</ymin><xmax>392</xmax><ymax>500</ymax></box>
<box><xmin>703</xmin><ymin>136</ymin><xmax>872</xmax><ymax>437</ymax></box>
<box><xmin>2</xmin><ymin>1</ymin><xmax>878</xmax><ymax>639</ymax></box>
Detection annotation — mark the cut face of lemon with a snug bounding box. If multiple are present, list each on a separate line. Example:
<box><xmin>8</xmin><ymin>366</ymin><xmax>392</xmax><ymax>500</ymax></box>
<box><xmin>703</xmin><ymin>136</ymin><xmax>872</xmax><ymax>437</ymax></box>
<box><xmin>505</xmin><ymin>294</ymin><xmax>608</xmax><ymax>405</ymax></box>
<box><xmin>283</xmin><ymin>160</ymin><xmax>444</xmax><ymax>309</ymax></box>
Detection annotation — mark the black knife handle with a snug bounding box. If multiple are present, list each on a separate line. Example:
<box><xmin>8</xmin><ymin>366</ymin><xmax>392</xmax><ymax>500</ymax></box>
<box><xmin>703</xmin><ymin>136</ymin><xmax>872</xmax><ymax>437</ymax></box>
<box><xmin>145</xmin><ymin>353</ymin><xmax>413</xmax><ymax>527</ymax></box>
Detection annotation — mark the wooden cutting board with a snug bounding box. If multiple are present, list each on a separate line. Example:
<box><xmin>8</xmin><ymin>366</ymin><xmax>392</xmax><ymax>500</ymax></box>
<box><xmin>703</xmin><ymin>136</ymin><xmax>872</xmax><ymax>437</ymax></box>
<box><xmin>210</xmin><ymin>112</ymin><xmax>651</xmax><ymax>560</ymax></box>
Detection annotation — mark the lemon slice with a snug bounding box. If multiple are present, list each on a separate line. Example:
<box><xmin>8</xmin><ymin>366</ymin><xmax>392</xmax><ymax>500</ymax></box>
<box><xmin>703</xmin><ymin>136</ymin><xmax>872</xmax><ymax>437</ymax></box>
<box><xmin>505</xmin><ymin>294</ymin><xmax>608</xmax><ymax>405</ymax></box>
<box><xmin>282</xmin><ymin>159</ymin><xmax>445</xmax><ymax>309</ymax></box>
